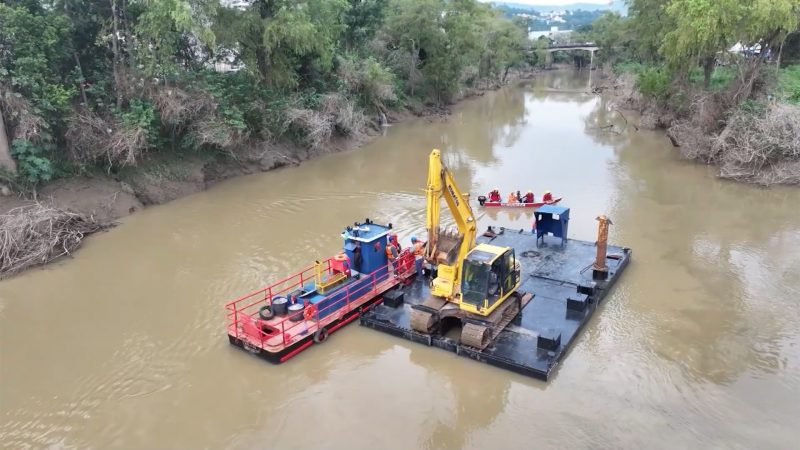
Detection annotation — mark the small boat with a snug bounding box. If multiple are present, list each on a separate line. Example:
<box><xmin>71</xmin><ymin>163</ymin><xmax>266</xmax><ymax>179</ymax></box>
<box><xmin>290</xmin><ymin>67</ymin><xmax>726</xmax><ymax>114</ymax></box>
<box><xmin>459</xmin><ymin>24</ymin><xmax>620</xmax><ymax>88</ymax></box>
<box><xmin>476</xmin><ymin>196</ymin><xmax>563</xmax><ymax>208</ymax></box>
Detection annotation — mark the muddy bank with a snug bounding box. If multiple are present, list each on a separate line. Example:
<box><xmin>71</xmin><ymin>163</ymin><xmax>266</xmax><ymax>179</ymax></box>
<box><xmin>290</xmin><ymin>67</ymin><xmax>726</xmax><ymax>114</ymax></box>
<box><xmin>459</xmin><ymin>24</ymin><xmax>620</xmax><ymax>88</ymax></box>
<box><xmin>0</xmin><ymin>71</ymin><xmax>541</xmax><ymax>223</ymax></box>
<box><xmin>0</xmin><ymin>133</ymin><xmax>376</xmax><ymax>222</ymax></box>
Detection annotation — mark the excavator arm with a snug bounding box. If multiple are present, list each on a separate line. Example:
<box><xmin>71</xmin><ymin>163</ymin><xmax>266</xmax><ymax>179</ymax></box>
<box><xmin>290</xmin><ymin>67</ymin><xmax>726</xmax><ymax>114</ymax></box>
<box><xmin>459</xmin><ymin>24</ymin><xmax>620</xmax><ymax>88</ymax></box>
<box><xmin>423</xmin><ymin>149</ymin><xmax>476</xmax><ymax>300</ymax></box>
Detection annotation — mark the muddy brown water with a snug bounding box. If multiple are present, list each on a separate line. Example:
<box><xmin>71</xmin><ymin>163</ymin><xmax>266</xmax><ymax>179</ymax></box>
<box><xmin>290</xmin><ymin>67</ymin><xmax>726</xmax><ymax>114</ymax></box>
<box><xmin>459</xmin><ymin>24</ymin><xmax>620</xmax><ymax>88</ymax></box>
<box><xmin>1</xmin><ymin>70</ymin><xmax>799</xmax><ymax>450</ymax></box>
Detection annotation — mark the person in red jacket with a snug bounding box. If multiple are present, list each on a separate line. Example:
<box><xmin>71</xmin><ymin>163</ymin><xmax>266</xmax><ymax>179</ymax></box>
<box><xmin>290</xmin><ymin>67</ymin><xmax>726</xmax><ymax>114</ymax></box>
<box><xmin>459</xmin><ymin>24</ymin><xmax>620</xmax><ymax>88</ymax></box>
<box><xmin>488</xmin><ymin>188</ymin><xmax>501</xmax><ymax>202</ymax></box>
<box><xmin>543</xmin><ymin>190</ymin><xmax>553</xmax><ymax>202</ymax></box>
<box><xmin>523</xmin><ymin>190</ymin><xmax>534</xmax><ymax>203</ymax></box>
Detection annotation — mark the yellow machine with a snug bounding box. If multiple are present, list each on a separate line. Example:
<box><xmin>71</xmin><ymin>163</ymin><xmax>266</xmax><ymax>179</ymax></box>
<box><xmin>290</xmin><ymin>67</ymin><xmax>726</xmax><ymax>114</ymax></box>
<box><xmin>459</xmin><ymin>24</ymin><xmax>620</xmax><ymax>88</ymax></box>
<box><xmin>411</xmin><ymin>149</ymin><xmax>522</xmax><ymax>347</ymax></box>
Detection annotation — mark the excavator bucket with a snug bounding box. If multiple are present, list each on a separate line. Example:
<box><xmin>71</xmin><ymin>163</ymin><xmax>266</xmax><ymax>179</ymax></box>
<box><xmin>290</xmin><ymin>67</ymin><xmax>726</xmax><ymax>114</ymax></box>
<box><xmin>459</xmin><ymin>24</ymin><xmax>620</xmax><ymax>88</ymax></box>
<box><xmin>432</xmin><ymin>227</ymin><xmax>464</xmax><ymax>265</ymax></box>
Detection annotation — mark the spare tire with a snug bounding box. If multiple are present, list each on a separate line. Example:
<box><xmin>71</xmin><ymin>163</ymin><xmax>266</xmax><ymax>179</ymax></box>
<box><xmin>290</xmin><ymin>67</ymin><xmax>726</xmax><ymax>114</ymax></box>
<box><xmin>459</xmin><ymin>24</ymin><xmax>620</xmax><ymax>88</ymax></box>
<box><xmin>313</xmin><ymin>327</ymin><xmax>329</xmax><ymax>344</ymax></box>
<box><xmin>258</xmin><ymin>305</ymin><xmax>274</xmax><ymax>320</ymax></box>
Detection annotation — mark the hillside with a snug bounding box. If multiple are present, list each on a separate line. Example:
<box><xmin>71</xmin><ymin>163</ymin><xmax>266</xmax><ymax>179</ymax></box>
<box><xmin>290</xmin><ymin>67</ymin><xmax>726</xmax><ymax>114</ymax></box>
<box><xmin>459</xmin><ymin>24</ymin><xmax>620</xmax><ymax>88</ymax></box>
<box><xmin>490</xmin><ymin>1</ymin><xmax>627</xmax><ymax>14</ymax></box>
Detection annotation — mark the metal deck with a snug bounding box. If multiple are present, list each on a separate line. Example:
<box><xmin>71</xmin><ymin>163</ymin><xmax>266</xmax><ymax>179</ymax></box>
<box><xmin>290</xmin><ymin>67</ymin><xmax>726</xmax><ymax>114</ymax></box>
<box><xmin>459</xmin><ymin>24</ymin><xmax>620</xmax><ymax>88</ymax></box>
<box><xmin>359</xmin><ymin>229</ymin><xmax>632</xmax><ymax>381</ymax></box>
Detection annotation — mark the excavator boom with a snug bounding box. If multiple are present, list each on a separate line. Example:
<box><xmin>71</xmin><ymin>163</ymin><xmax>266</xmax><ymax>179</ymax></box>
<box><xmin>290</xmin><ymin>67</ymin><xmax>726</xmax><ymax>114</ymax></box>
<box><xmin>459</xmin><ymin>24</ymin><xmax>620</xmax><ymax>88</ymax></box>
<box><xmin>423</xmin><ymin>149</ymin><xmax>476</xmax><ymax>300</ymax></box>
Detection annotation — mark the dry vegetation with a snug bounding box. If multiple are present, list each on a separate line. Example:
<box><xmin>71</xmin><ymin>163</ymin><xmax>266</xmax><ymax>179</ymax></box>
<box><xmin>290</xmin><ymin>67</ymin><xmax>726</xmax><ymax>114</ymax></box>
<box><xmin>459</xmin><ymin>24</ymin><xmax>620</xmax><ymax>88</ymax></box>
<box><xmin>284</xmin><ymin>93</ymin><xmax>367</xmax><ymax>149</ymax></box>
<box><xmin>0</xmin><ymin>203</ymin><xmax>111</xmax><ymax>279</ymax></box>
<box><xmin>65</xmin><ymin>111</ymin><xmax>148</xmax><ymax>166</ymax></box>
<box><xmin>609</xmin><ymin>67</ymin><xmax>800</xmax><ymax>186</ymax></box>
<box><xmin>0</xmin><ymin>86</ymin><xmax>47</xmax><ymax>142</ymax></box>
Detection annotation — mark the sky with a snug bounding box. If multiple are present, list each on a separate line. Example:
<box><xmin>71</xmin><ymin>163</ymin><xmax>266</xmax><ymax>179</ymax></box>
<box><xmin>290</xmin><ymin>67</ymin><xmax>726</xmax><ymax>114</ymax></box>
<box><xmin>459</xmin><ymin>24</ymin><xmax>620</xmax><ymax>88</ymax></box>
<box><xmin>478</xmin><ymin>0</ymin><xmax>608</xmax><ymax>5</ymax></box>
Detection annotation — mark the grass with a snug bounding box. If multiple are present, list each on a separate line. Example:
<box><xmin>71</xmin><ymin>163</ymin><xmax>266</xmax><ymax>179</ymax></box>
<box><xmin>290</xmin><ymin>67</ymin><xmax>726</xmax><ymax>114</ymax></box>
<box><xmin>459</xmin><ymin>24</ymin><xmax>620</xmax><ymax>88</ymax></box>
<box><xmin>777</xmin><ymin>64</ymin><xmax>800</xmax><ymax>104</ymax></box>
<box><xmin>688</xmin><ymin>66</ymin><xmax>736</xmax><ymax>92</ymax></box>
<box><xmin>614</xmin><ymin>60</ymin><xmax>736</xmax><ymax>92</ymax></box>
<box><xmin>613</xmin><ymin>60</ymin><xmax>646</xmax><ymax>75</ymax></box>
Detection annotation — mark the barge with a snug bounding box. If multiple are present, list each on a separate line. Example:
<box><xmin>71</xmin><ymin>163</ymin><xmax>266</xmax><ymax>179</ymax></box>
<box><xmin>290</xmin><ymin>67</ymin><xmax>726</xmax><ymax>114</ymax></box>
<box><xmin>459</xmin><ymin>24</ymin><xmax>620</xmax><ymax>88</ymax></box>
<box><xmin>359</xmin><ymin>206</ymin><xmax>631</xmax><ymax>381</ymax></box>
<box><xmin>225</xmin><ymin>219</ymin><xmax>417</xmax><ymax>363</ymax></box>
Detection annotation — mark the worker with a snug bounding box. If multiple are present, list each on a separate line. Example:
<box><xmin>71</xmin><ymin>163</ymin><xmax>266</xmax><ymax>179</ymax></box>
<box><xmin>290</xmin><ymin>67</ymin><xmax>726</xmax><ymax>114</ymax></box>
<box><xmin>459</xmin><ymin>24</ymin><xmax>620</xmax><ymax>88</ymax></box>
<box><xmin>386</xmin><ymin>235</ymin><xmax>398</xmax><ymax>275</ymax></box>
<box><xmin>543</xmin><ymin>190</ymin><xmax>553</xmax><ymax>202</ymax></box>
<box><xmin>516</xmin><ymin>190</ymin><xmax>522</xmax><ymax>203</ymax></box>
<box><xmin>523</xmin><ymin>190</ymin><xmax>534</xmax><ymax>203</ymax></box>
<box><xmin>489</xmin><ymin>188</ymin><xmax>501</xmax><ymax>202</ymax></box>
<box><xmin>389</xmin><ymin>233</ymin><xmax>401</xmax><ymax>252</ymax></box>
<box><xmin>410</xmin><ymin>236</ymin><xmax>424</xmax><ymax>256</ymax></box>
<box><xmin>507</xmin><ymin>191</ymin><xmax>518</xmax><ymax>203</ymax></box>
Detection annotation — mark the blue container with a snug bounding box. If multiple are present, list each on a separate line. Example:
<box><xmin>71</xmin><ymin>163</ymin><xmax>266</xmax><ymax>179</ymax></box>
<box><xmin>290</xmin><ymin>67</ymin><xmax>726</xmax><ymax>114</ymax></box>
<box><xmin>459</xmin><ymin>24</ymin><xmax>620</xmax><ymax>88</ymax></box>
<box><xmin>341</xmin><ymin>220</ymin><xmax>393</xmax><ymax>280</ymax></box>
<box><xmin>534</xmin><ymin>205</ymin><xmax>570</xmax><ymax>246</ymax></box>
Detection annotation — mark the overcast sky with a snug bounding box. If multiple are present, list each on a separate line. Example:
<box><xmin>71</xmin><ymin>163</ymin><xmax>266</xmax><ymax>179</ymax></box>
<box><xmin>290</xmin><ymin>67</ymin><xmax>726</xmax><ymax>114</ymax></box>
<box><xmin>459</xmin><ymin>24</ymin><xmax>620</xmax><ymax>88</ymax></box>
<box><xmin>478</xmin><ymin>0</ymin><xmax>608</xmax><ymax>5</ymax></box>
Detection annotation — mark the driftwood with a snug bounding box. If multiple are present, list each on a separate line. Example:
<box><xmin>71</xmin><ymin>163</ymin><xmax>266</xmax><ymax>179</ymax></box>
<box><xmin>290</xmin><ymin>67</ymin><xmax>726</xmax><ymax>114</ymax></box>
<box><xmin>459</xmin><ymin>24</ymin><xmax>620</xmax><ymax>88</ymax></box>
<box><xmin>0</xmin><ymin>204</ymin><xmax>112</xmax><ymax>278</ymax></box>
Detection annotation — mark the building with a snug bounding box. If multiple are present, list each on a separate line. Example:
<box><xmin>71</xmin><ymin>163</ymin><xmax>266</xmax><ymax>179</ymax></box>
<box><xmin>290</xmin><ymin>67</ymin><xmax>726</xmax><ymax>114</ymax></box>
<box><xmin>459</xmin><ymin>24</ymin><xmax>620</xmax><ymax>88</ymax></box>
<box><xmin>528</xmin><ymin>26</ymin><xmax>573</xmax><ymax>42</ymax></box>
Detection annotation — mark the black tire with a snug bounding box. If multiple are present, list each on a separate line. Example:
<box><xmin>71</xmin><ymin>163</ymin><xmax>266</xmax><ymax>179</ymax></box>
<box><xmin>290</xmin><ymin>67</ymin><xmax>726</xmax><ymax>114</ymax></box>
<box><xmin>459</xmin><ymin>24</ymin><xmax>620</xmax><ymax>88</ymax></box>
<box><xmin>258</xmin><ymin>305</ymin><xmax>274</xmax><ymax>320</ymax></box>
<box><xmin>313</xmin><ymin>328</ymin><xmax>329</xmax><ymax>344</ymax></box>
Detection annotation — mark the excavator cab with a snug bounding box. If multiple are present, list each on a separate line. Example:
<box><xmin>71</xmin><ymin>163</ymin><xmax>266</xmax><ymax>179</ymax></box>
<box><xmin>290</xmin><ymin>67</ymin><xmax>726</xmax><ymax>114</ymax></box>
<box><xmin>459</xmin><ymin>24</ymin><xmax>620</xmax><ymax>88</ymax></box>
<box><xmin>460</xmin><ymin>244</ymin><xmax>519</xmax><ymax>315</ymax></box>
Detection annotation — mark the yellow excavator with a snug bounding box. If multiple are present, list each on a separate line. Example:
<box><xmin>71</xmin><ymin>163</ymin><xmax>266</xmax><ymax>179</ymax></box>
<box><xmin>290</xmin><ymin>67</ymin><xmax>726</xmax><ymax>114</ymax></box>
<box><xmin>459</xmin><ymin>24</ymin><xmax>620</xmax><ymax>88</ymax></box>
<box><xmin>410</xmin><ymin>149</ymin><xmax>524</xmax><ymax>349</ymax></box>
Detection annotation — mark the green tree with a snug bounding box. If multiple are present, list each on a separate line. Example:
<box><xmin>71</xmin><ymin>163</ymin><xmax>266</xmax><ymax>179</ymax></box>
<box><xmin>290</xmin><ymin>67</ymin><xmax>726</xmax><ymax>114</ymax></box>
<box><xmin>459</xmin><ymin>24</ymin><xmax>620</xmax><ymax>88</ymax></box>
<box><xmin>342</xmin><ymin>0</ymin><xmax>386</xmax><ymax>52</ymax></box>
<box><xmin>215</xmin><ymin>0</ymin><xmax>348</xmax><ymax>88</ymax></box>
<box><xmin>480</xmin><ymin>14</ymin><xmax>528</xmax><ymax>84</ymax></box>
<box><xmin>626</xmin><ymin>0</ymin><xmax>674</xmax><ymax>63</ymax></box>
<box><xmin>0</xmin><ymin>4</ymin><xmax>74</xmax><ymax>175</ymax></box>
<box><xmin>662</xmin><ymin>0</ymin><xmax>800</xmax><ymax>87</ymax></box>
<box><xmin>587</xmin><ymin>11</ymin><xmax>635</xmax><ymax>64</ymax></box>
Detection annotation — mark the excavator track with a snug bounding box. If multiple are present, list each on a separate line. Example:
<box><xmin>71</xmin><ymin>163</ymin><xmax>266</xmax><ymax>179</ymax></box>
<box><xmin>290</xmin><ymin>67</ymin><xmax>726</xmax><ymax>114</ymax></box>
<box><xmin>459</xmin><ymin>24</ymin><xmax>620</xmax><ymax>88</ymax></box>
<box><xmin>460</xmin><ymin>292</ymin><xmax>529</xmax><ymax>350</ymax></box>
<box><xmin>409</xmin><ymin>296</ymin><xmax>448</xmax><ymax>333</ymax></box>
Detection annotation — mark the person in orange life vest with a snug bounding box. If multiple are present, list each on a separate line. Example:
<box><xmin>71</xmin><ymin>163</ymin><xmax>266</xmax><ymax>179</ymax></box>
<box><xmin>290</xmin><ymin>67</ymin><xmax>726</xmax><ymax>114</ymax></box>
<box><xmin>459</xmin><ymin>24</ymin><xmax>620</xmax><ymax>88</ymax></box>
<box><xmin>488</xmin><ymin>188</ymin><xmax>501</xmax><ymax>202</ymax></box>
<box><xmin>507</xmin><ymin>191</ymin><xmax>518</xmax><ymax>203</ymax></box>
<box><xmin>523</xmin><ymin>190</ymin><xmax>534</xmax><ymax>203</ymax></box>
<box><xmin>411</xmin><ymin>236</ymin><xmax>424</xmax><ymax>256</ymax></box>
<box><xmin>543</xmin><ymin>190</ymin><xmax>553</xmax><ymax>202</ymax></box>
<box><xmin>388</xmin><ymin>233</ymin><xmax>401</xmax><ymax>252</ymax></box>
<box><xmin>386</xmin><ymin>235</ymin><xmax>399</xmax><ymax>275</ymax></box>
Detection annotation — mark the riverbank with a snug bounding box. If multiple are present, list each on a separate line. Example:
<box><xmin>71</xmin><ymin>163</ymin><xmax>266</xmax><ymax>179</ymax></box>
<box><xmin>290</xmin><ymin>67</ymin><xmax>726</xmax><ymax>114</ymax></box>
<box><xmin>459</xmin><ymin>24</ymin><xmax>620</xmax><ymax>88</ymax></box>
<box><xmin>594</xmin><ymin>64</ymin><xmax>800</xmax><ymax>186</ymax></box>
<box><xmin>0</xmin><ymin>69</ymin><xmax>539</xmax><ymax>223</ymax></box>
<box><xmin>0</xmin><ymin>71</ymin><xmax>538</xmax><ymax>279</ymax></box>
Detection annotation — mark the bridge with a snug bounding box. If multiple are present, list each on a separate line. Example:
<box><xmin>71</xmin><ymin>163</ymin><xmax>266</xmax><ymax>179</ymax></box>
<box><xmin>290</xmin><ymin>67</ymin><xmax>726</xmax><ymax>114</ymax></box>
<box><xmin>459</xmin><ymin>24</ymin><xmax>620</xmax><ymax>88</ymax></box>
<box><xmin>530</xmin><ymin>43</ymin><xmax>601</xmax><ymax>69</ymax></box>
<box><xmin>545</xmin><ymin>44</ymin><xmax>600</xmax><ymax>53</ymax></box>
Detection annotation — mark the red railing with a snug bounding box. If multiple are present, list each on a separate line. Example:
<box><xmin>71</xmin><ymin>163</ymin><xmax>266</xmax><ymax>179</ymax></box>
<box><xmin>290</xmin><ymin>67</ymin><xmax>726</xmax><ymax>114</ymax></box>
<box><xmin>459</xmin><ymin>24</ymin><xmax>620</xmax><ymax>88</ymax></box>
<box><xmin>225</xmin><ymin>250</ymin><xmax>416</xmax><ymax>350</ymax></box>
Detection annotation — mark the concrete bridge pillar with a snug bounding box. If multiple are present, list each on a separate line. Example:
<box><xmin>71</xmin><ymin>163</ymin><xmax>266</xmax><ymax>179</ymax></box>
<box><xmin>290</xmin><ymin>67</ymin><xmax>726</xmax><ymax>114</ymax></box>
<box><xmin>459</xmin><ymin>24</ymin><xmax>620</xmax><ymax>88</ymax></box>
<box><xmin>545</xmin><ymin>52</ymin><xmax>553</xmax><ymax>69</ymax></box>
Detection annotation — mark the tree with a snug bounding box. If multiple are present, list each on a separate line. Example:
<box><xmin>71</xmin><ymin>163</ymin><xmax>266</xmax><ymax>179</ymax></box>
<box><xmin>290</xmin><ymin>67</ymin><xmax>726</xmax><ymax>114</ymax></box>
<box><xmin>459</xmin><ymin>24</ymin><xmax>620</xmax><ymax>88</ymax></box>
<box><xmin>480</xmin><ymin>14</ymin><xmax>527</xmax><ymax>84</ymax></box>
<box><xmin>342</xmin><ymin>0</ymin><xmax>386</xmax><ymax>51</ymax></box>
<box><xmin>135</xmin><ymin>0</ymin><xmax>218</xmax><ymax>79</ymax></box>
<box><xmin>661</xmin><ymin>0</ymin><xmax>800</xmax><ymax>87</ymax></box>
<box><xmin>215</xmin><ymin>0</ymin><xmax>348</xmax><ymax>87</ymax></box>
<box><xmin>626</xmin><ymin>0</ymin><xmax>674</xmax><ymax>63</ymax></box>
<box><xmin>587</xmin><ymin>11</ymin><xmax>635</xmax><ymax>64</ymax></box>
<box><xmin>0</xmin><ymin>4</ymin><xmax>74</xmax><ymax>150</ymax></box>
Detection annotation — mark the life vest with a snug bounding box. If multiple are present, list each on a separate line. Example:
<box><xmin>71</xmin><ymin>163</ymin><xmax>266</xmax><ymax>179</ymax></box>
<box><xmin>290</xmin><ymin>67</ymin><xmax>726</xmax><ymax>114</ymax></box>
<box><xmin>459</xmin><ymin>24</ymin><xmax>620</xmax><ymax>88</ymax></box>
<box><xmin>525</xmin><ymin>193</ymin><xmax>534</xmax><ymax>203</ymax></box>
<box><xmin>413</xmin><ymin>242</ymin><xmax>423</xmax><ymax>256</ymax></box>
<box><xmin>508</xmin><ymin>193</ymin><xmax>517</xmax><ymax>203</ymax></box>
<box><xmin>543</xmin><ymin>193</ymin><xmax>553</xmax><ymax>202</ymax></box>
<box><xmin>386</xmin><ymin>243</ymin><xmax>396</xmax><ymax>259</ymax></box>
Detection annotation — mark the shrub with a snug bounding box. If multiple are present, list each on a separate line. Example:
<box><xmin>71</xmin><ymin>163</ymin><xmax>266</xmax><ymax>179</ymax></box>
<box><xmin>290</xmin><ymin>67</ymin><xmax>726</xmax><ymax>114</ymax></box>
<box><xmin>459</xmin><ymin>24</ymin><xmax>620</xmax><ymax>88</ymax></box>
<box><xmin>636</xmin><ymin>67</ymin><xmax>672</xmax><ymax>101</ymax></box>
<box><xmin>10</xmin><ymin>139</ymin><xmax>55</xmax><ymax>185</ymax></box>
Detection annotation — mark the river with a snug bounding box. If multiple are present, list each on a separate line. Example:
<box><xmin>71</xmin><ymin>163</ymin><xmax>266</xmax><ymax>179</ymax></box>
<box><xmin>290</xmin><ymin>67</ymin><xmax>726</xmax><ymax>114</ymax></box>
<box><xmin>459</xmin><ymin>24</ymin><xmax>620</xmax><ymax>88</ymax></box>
<box><xmin>1</xmin><ymin>70</ymin><xmax>799</xmax><ymax>450</ymax></box>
